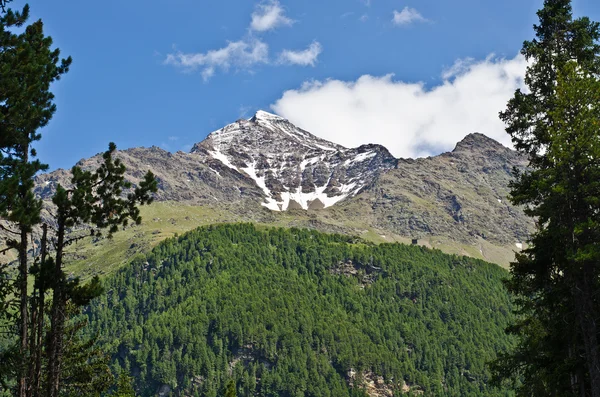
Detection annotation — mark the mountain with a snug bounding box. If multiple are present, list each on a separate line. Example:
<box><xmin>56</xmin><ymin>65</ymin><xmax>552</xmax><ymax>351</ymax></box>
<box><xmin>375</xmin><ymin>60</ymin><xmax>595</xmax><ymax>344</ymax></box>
<box><xmin>337</xmin><ymin>132</ymin><xmax>530</xmax><ymax>248</ymax></box>
<box><xmin>191</xmin><ymin>110</ymin><xmax>397</xmax><ymax>211</ymax></box>
<box><xmin>25</xmin><ymin>111</ymin><xmax>533</xmax><ymax>271</ymax></box>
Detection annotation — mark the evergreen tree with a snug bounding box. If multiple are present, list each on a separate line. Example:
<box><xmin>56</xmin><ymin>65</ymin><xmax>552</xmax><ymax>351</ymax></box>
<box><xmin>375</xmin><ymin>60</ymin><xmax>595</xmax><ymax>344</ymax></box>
<box><xmin>0</xmin><ymin>3</ymin><xmax>157</xmax><ymax>397</ymax></box>
<box><xmin>113</xmin><ymin>374</ymin><xmax>136</xmax><ymax>397</ymax></box>
<box><xmin>89</xmin><ymin>224</ymin><xmax>514</xmax><ymax>396</ymax></box>
<box><xmin>492</xmin><ymin>1</ymin><xmax>600</xmax><ymax>395</ymax></box>
<box><xmin>44</xmin><ymin>142</ymin><xmax>156</xmax><ymax>397</ymax></box>
<box><xmin>0</xmin><ymin>3</ymin><xmax>71</xmax><ymax>396</ymax></box>
<box><xmin>54</xmin><ymin>305</ymin><xmax>114</xmax><ymax>397</ymax></box>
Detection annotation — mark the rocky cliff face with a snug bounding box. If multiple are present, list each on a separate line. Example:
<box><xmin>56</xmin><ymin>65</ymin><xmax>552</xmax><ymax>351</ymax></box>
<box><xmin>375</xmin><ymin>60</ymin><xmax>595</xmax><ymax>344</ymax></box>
<box><xmin>26</xmin><ymin>111</ymin><xmax>534</xmax><ymax>266</ymax></box>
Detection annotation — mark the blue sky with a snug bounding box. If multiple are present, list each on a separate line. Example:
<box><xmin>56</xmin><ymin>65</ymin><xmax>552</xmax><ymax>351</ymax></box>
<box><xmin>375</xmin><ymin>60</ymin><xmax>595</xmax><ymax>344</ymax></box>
<box><xmin>23</xmin><ymin>0</ymin><xmax>600</xmax><ymax>169</ymax></box>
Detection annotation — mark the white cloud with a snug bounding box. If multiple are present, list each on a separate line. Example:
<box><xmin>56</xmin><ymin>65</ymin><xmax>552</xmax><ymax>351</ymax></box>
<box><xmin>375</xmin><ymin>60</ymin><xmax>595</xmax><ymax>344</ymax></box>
<box><xmin>251</xmin><ymin>0</ymin><xmax>293</xmax><ymax>32</ymax></box>
<box><xmin>392</xmin><ymin>7</ymin><xmax>427</xmax><ymax>26</ymax></box>
<box><xmin>165</xmin><ymin>1</ymin><xmax>324</xmax><ymax>80</ymax></box>
<box><xmin>165</xmin><ymin>40</ymin><xmax>269</xmax><ymax>81</ymax></box>
<box><xmin>278</xmin><ymin>42</ymin><xmax>323</xmax><ymax>66</ymax></box>
<box><xmin>441</xmin><ymin>57</ymin><xmax>476</xmax><ymax>80</ymax></box>
<box><xmin>271</xmin><ymin>54</ymin><xmax>527</xmax><ymax>158</ymax></box>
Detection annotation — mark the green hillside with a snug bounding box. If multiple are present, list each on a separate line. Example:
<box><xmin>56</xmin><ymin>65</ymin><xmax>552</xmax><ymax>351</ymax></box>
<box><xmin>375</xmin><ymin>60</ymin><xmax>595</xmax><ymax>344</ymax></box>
<box><xmin>88</xmin><ymin>224</ymin><xmax>515</xmax><ymax>396</ymax></box>
<box><xmin>61</xmin><ymin>201</ymin><xmax>519</xmax><ymax>285</ymax></box>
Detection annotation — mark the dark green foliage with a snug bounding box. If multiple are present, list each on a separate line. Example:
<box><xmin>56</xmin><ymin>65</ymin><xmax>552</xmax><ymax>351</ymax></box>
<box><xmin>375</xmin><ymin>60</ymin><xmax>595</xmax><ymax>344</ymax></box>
<box><xmin>1</xmin><ymin>141</ymin><xmax>156</xmax><ymax>397</ymax></box>
<box><xmin>113</xmin><ymin>374</ymin><xmax>136</xmax><ymax>397</ymax></box>
<box><xmin>0</xmin><ymin>2</ymin><xmax>157</xmax><ymax>395</ymax></box>
<box><xmin>44</xmin><ymin>143</ymin><xmax>157</xmax><ymax>397</ymax></box>
<box><xmin>53</xmin><ymin>307</ymin><xmax>115</xmax><ymax>397</ymax></box>
<box><xmin>0</xmin><ymin>262</ymin><xmax>14</xmax><ymax>326</ymax></box>
<box><xmin>0</xmin><ymin>3</ymin><xmax>71</xmax><ymax>230</ymax></box>
<box><xmin>501</xmin><ymin>0</ymin><xmax>600</xmax><ymax>161</ymax></box>
<box><xmin>0</xmin><ymin>3</ymin><xmax>71</xmax><ymax>396</ymax></box>
<box><xmin>89</xmin><ymin>224</ymin><xmax>515</xmax><ymax>397</ymax></box>
<box><xmin>224</xmin><ymin>380</ymin><xmax>236</xmax><ymax>397</ymax></box>
<box><xmin>492</xmin><ymin>1</ymin><xmax>600</xmax><ymax>396</ymax></box>
<box><xmin>55</xmin><ymin>142</ymin><xmax>158</xmax><ymax>239</ymax></box>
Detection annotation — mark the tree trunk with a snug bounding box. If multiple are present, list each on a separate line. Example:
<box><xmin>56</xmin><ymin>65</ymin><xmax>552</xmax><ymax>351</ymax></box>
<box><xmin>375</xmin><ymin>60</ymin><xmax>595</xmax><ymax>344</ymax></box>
<box><xmin>30</xmin><ymin>224</ymin><xmax>47</xmax><ymax>397</ymax></box>
<box><xmin>18</xmin><ymin>226</ymin><xmax>29</xmax><ymax>397</ymax></box>
<box><xmin>27</xmin><ymin>298</ymin><xmax>36</xmax><ymax>397</ymax></box>
<box><xmin>46</xmin><ymin>223</ymin><xmax>65</xmax><ymax>397</ymax></box>
<box><xmin>574</xmin><ymin>268</ymin><xmax>600</xmax><ymax>397</ymax></box>
<box><xmin>16</xmin><ymin>144</ymin><xmax>31</xmax><ymax>397</ymax></box>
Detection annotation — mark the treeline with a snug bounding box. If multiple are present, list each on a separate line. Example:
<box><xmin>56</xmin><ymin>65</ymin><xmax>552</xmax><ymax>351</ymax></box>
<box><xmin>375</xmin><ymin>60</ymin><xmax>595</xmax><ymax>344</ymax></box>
<box><xmin>88</xmin><ymin>224</ymin><xmax>515</xmax><ymax>396</ymax></box>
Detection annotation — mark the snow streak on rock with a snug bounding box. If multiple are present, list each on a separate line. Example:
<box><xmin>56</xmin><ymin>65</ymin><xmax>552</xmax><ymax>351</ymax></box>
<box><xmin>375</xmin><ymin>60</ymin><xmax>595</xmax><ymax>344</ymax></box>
<box><xmin>192</xmin><ymin>111</ymin><xmax>397</xmax><ymax>211</ymax></box>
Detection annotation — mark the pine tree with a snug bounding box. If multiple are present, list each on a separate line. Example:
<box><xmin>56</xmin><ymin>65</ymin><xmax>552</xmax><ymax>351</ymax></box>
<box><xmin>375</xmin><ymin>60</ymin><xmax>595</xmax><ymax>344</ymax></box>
<box><xmin>0</xmin><ymin>3</ymin><xmax>157</xmax><ymax>397</ymax></box>
<box><xmin>0</xmin><ymin>4</ymin><xmax>71</xmax><ymax>397</ymax></box>
<box><xmin>492</xmin><ymin>1</ymin><xmax>600</xmax><ymax>395</ymax></box>
<box><xmin>52</xmin><ymin>305</ymin><xmax>114</xmax><ymax>397</ymax></box>
<box><xmin>113</xmin><ymin>373</ymin><xmax>136</xmax><ymax>397</ymax></box>
<box><xmin>44</xmin><ymin>143</ymin><xmax>156</xmax><ymax>397</ymax></box>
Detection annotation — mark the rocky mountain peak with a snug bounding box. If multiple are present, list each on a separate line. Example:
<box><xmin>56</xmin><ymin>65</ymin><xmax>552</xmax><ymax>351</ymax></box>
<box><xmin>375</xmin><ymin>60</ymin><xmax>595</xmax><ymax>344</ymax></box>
<box><xmin>250</xmin><ymin>110</ymin><xmax>287</xmax><ymax>123</ymax></box>
<box><xmin>193</xmin><ymin>110</ymin><xmax>343</xmax><ymax>155</ymax></box>
<box><xmin>452</xmin><ymin>133</ymin><xmax>508</xmax><ymax>153</ymax></box>
<box><xmin>190</xmin><ymin>111</ymin><xmax>396</xmax><ymax>211</ymax></box>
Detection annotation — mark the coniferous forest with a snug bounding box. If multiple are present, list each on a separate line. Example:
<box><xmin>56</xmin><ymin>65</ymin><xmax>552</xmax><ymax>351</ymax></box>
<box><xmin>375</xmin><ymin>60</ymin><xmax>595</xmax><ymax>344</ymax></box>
<box><xmin>88</xmin><ymin>224</ymin><xmax>515</xmax><ymax>396</ymax></box>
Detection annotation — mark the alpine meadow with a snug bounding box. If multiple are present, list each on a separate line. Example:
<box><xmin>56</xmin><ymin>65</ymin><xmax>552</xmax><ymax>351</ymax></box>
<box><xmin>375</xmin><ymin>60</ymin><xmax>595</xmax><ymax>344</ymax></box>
<box><xmin>1</xmin><ymin>0</ymin><xmax>600</xmax><ymax>396</ymax></box>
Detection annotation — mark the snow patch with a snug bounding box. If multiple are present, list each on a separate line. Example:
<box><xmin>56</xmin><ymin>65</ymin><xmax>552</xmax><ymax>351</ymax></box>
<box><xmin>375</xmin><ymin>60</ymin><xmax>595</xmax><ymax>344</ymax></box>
<box><xmin>515</xmin><ymin>242</ymin><xmax>523</xmax><ymax>250</ymax></box>
<box><xmin>258</xmin><ymin>181</ymin><xmax>359</xmax><ymax>211</ymax></box>
<box><xmin>252</xmin><ymin>110</ymin><xmax>286</xmax><ymax>122</ymax></box>
<box><xmin>300</xmin><ymin>156</ymin><xmax>321</xmax><ymax>171</ymax></box>
<box><xmin>262</xmin><ymin>198</ymin><xmax>281</xmax><ymax>211</ymax></box>
<box><xmin>344</xmin><ymin>151</ymin><xmax>376</xmax><ymax>166</ymax></box>
<box><xmin>208</xmin><ymin>150</ymin><xmax>237</xmax><ymax>171</ymax></box>
<box><xmin>242</xmin><ymin>162</ymin><xmax>270</xmax><ymax>196</ymax></box>
<box><xmin>314</xmin><ymin>143</ymin><xmax>337</xmax><ymax>151</ymax></box>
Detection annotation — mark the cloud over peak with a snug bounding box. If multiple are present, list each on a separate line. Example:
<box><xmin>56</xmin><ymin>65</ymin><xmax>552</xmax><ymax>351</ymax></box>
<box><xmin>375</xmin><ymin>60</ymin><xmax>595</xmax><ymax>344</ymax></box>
<box><xmin>251</xmin><ymin>0</ymin><xmax>294</xmax><ymax>32</ymax></box>
<box><xmin>278</xmin><ymin>42</ymin><xmax>323</xmax><ymax>66</ymax></box>
<box><xmin>271</xmin><ymin>54</ymin><xmax>527</xmax><ymax>159</ymax></box>
<box><xmin>392</xmin><ymin>7</ymin><xmax>427</xmax><ymax>26</ymax></box>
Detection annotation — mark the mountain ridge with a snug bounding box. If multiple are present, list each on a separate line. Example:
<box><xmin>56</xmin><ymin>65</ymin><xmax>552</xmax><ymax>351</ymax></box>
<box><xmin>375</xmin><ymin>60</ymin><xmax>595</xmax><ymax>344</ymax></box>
<box><xmin>191</xmin><ymin>110</ymin><xmax>397</xmax><ymax>211</ymax></box>
<box><xmin>24</xmin><ymin>110</ymin><xmax>533</xmax><ymax>268</ymax></box>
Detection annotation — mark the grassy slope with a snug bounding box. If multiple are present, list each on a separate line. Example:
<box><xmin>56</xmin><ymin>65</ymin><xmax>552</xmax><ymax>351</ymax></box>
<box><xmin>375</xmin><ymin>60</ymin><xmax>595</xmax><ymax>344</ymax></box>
<box><xmin>64</xmin><ymin>201</ymin><xmax>518</xmax><ymax>281</ymax></box>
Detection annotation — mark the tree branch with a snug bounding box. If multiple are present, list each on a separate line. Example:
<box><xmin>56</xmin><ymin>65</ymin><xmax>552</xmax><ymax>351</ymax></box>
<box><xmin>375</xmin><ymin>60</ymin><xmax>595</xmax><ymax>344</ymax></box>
<box><xmin>0</xmin><ymin>223</ymin><xmax>20</xmax><ymax>236</ymax></box>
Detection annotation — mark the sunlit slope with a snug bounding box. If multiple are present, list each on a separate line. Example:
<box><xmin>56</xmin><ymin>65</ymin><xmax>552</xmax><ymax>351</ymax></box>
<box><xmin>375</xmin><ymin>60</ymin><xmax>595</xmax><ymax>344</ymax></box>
<box><xmin>64</xmin><ymin>200</ymin><xmax>521</xmax><ymax>281</ymax></box>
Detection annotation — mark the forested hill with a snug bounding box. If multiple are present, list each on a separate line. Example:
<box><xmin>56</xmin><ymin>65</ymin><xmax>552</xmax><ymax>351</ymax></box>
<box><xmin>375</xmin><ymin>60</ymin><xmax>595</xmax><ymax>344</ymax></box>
<box><xmin>88</xmin><ymin>224</ymin><xmax>515</xmax><ymax>396</ymax></box>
